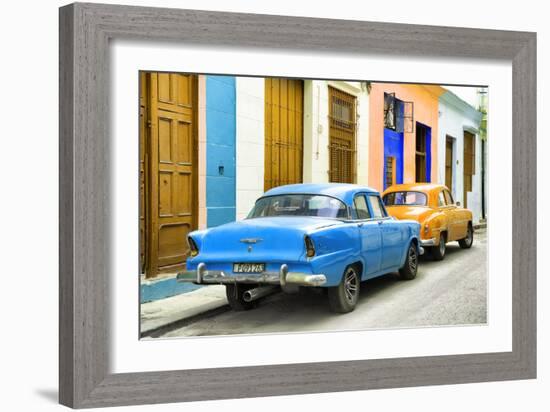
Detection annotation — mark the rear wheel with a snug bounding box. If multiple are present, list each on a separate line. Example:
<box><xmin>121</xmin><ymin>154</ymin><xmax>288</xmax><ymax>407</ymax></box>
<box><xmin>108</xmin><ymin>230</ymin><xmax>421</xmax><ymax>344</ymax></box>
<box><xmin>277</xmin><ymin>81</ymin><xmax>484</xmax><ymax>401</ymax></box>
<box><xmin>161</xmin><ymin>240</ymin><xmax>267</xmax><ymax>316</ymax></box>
<box><xmin>225</xmin><ymin>284</ymin><xmax>257</xmax><ymax>311</ymax></box>
<box><xmin>459</xmin><ymin>223</ymin><xmax>474</xmax><ymax>249</ymax></box>
<box><xmin>399</xmin><ymin>242</ymin><xmax>418</xmax><ymax>280</ymax></box>
<box><xmin>431</xmin><ymin>232</ymin><xmax>447</xmax><ymax>261</ymax></box>
<box><xmin>328</xmin><ymin>265</ymin><xmax>360</xmax><ymax>313</ymax></box>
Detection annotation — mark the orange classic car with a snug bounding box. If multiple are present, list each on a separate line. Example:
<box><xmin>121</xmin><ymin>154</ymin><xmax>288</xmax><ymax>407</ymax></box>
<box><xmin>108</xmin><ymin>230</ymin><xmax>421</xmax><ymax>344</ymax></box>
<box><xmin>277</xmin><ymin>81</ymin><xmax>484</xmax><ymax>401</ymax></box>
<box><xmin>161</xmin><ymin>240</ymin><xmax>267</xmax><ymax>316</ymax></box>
<box><xmin>382</xmin><ymin>183</ymin><xmax>474</xmax><ymax>260</ymax></box>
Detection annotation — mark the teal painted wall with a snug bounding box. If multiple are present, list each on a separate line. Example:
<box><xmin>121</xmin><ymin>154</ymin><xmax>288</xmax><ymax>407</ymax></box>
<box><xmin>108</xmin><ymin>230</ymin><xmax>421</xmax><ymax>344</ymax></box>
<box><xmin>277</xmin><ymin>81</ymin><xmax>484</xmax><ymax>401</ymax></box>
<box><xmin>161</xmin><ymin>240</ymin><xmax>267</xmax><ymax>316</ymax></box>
<box><xmin>206</xmin><ymin>76</ymin><xmax>236</xmax><ymax>227</ymax></box>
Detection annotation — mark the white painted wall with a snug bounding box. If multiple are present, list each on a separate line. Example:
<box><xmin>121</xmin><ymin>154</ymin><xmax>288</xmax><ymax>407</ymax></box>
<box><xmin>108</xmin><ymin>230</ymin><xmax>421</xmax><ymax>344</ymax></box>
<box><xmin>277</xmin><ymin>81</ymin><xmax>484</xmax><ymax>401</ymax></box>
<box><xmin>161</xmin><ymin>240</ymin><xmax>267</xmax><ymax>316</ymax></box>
<box><xmin>235</xmin><ymin>77</ymin><xmax>265</xmax><ymax>220</ymax></box>
<box><xmin>303</xmin><ymin>80</ymin><xmax>369</xmax><ymax>184</ymax></box>
<box><xmin>467</xmin><ymin>130</ymin><xmax>484</xmax><ymax>224</ymax></box>
<box><xmin>438</xmin><ymin>96</ymin><xmax>483</xmax><ymax>224</ymax></box>
<box><xmin>303</xmin><ymin>80</ymin><xmax>330</xmax><ymax>183</ymax></box>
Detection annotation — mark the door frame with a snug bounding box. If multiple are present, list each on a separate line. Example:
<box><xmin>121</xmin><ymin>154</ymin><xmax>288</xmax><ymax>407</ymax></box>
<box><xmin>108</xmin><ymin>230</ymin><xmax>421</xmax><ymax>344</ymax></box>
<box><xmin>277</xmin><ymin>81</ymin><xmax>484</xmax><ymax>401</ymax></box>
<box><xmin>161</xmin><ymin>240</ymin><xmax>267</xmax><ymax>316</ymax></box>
<box><xmin>141</xmin><ymin>72</ymin><xmax>199</xmax><ymax>278</ymax></box>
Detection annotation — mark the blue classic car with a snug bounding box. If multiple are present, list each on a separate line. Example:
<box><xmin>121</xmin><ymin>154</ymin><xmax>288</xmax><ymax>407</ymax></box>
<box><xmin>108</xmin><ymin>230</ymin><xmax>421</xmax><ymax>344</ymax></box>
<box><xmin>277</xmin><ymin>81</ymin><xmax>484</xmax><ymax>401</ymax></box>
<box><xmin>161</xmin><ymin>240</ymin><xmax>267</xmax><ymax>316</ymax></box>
<box><xmin>178</xmin><ymin>183</ymin><xmax>422</xmax><ymax>313</ymax></box>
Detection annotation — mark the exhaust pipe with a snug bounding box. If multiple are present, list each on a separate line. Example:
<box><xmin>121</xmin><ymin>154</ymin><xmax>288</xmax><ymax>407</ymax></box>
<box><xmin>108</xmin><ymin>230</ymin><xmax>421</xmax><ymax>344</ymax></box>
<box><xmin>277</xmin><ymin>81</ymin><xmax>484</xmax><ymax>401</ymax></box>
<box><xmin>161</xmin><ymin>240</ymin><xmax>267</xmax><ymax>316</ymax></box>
<box><xmin>243</xmin><ymin>286</ymin><xmax>279</xmax><ymax>303</ymax></box>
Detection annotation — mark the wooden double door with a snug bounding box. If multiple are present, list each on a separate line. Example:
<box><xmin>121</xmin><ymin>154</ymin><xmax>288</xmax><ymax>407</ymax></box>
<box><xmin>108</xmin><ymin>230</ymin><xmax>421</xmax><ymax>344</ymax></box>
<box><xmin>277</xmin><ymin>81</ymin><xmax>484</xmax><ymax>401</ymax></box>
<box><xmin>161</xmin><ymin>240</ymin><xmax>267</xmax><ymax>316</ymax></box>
<box><xmin>264</xmin><ymin>78</ymin><xmax>304</xmax><ymax>191</ymax></box>
<box><xmin>140</xmin><ymin>73</ymin><xmax>198</xmax><ymax>278</ymax></box>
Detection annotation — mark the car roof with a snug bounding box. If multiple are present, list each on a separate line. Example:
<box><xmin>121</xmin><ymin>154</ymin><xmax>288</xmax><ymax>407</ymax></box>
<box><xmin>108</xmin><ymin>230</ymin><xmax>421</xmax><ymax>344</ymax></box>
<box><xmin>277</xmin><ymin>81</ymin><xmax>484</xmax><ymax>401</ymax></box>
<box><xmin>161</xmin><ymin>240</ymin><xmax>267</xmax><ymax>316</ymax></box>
<box><xmin>382</xmin><ymin>183</ymin><xmax>448</xmax><ymax>194</ymax></box>
<box><xmin>263</xmin><ymin>183</ymin><xmax>378</xmax><ymax>205</ymax></box>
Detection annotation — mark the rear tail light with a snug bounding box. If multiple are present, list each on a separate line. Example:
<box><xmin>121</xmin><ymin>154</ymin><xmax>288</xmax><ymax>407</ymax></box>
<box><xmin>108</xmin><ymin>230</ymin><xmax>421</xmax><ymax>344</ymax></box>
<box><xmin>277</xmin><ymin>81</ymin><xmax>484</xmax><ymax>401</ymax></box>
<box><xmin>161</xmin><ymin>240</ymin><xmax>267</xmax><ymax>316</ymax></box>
<box><xmin>188</xmin><ymin>236</ymin><xmax>199</xmax><ymax>257</ymax></box>
<box><xmin>304</xmin><ymin>236</ymin><xmax>316</xmax><ymax>258</ymax></box>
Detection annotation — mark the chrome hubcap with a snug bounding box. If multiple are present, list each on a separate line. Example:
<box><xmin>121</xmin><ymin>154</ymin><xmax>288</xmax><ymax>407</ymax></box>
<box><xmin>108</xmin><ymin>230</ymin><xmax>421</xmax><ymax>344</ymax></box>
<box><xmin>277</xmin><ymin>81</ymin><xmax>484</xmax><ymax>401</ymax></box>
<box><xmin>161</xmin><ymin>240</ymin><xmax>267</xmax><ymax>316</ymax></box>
<box><xmin>408</xmin><ymin>246</ymin><xmax>418</xmax><ymax>272</ymax></box>
<box><xmin>344</xmin><ymin>269</ymin><xmax>358</xmax><ymax>303</ymax></box>
<box><xmin>466</xmin><ymin>228</ymin><xmax>472</xmax><ymax>245</ymax></box>
<box><xmin>439</xmin><ymin>238</ymin><xmax>446</xmax><ymax>255</ymax></box>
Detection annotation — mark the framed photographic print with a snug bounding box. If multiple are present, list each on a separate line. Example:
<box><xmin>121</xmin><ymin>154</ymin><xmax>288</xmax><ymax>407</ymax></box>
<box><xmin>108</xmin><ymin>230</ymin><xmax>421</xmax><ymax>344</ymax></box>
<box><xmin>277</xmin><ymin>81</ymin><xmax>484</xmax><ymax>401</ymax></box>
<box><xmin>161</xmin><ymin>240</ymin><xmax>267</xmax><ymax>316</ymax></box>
<box><xmin>59</xmin><ymin>2</ymin><xmax>536</xmax><ymax>408</ymax></box>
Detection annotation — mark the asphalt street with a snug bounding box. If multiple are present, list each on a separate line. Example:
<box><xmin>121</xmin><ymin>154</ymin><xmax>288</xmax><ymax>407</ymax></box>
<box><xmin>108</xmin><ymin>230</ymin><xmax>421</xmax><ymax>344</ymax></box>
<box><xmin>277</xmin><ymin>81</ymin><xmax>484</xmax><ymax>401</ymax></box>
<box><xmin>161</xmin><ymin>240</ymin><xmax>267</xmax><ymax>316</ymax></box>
<box><xmin>158</xmin><ymin>228</ymin><xmax>487</xmax><ymax>338</ymax></box>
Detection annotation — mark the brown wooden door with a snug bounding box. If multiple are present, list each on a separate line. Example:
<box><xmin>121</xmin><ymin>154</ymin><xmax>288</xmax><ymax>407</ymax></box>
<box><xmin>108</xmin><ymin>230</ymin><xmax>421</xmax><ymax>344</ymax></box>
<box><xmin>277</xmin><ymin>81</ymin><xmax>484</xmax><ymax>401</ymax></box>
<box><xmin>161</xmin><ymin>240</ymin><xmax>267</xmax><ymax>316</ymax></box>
<box><xmin>141</xmin><ymin>73</ymin><xmax>198</xmax><ymax>277</ymax></box>
<box><xmin>463</xmin><ymin>131</ymin><xmax>475</xmax><ymax>208</ymax></box>
<box><xmin>264</xmin><ymin>78</ymin><xmax>304</xmax><ymax>191</ymax></box>
<box><xmin>445</xmin><ymin>137</ymin><xmax>453</xmax><ymax>192</ymax></box>
<box><xmin>329</xmin><ymin>87</ymin><xmax>356</xmax><ymax>183</ymax></box>
<box><xmin>139</xmin><ymin>73</ymin><xmax>148</xmax><ymax>274</ymax></box>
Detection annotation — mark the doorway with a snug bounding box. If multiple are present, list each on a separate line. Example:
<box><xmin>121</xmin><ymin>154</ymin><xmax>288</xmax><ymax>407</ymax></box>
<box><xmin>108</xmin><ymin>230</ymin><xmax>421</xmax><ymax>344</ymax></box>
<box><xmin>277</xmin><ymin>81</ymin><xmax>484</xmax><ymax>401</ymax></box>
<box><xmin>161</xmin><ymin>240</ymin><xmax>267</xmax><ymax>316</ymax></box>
<box><xmin>445</xmin><ymin>136</ymin><xmax>454</xmax><ymax>192</ymax></box>
<box><xmin>463</xmin><ymin>131</ymin><xmax>476</xmax><ymax>208</ymax></box>
<box><xmin>415</xmin><ymin>122</ymin><xmax>432</xmax><ymax>183</ymax></box>
<box><xmin>139</xmin><ymin>72</ymin><xmax>199</xmax><ymax>278</ymax></box>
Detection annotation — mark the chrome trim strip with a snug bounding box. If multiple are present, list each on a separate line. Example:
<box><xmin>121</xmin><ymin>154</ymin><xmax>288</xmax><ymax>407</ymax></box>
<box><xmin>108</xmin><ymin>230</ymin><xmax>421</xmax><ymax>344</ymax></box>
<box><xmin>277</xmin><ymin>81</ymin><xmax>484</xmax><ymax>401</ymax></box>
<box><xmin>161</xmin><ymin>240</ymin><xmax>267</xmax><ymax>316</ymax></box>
<box><xmin>420</xmin><ymin>238</ymin><xmax>437</xmax><ymax>246</ymax></box>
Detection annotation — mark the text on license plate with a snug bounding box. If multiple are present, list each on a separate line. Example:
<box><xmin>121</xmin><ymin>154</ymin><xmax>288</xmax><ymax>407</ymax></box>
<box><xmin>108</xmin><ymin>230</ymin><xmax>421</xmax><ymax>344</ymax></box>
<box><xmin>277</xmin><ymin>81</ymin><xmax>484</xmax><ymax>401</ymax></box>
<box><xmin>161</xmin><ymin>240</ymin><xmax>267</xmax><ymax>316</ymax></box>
<box><xmin>233</xmin><ymin>263</ymin><xmax>265</xmax><ymax>273</ymax></box>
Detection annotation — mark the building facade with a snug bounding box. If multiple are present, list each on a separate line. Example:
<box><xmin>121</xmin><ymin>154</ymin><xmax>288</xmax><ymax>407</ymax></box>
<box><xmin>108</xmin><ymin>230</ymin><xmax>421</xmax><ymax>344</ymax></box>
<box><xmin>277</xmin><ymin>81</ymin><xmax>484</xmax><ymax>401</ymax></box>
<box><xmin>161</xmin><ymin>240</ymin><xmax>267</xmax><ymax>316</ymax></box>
<box><xmin>140</xmin><ymin>74</ymin><xmax>371</xmax><ymax>278</ymax></box>
<box><xmin>437</xmin><ymin>90</ymin><xmax>483</xmax><ymax>224</ymax></box>
<box><xmin>139</xmin><ymin>73</ymin><xmax>484</xmax><ymax>290</ymax></box>
<box><xmin>367</xmin><ymin>83</ymin><xmax>445</xmax><ymax>193</ymax></box>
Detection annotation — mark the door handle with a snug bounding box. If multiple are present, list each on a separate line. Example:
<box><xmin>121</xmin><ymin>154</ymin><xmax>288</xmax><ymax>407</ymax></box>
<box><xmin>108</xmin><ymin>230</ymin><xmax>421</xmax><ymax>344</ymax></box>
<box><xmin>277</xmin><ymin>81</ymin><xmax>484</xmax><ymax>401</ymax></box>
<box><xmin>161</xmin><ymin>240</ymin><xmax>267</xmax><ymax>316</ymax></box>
<box><xmin>358</xmin><ymin>223</ymin><xmax>364</xmax><ymax>227</ymax></box>
<box><xmin>378</xmin><ymin>220</ymin><xmax>384</xmax><ymax>225</ymax></box>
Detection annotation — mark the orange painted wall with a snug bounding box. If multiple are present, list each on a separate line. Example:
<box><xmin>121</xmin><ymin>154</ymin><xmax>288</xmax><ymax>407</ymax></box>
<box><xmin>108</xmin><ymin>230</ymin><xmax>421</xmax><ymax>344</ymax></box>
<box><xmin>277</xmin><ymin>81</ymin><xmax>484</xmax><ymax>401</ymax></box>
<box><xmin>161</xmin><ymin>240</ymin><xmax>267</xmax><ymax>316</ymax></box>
<box><xmin>368</xmin><ymin>83</ymin><xmax>445</xmax><ymax>192</ymax></box>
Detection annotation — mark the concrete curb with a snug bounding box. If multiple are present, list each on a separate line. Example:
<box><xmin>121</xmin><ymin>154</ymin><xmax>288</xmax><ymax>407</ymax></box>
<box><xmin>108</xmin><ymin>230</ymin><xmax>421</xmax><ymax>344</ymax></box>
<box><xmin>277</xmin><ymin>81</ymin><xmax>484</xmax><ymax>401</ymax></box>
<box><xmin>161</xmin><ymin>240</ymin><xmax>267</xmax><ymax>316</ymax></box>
<box><xmin>140</xmin><ymin>285</ymin><xmax>228</xmax><ymax>336</ymax></box>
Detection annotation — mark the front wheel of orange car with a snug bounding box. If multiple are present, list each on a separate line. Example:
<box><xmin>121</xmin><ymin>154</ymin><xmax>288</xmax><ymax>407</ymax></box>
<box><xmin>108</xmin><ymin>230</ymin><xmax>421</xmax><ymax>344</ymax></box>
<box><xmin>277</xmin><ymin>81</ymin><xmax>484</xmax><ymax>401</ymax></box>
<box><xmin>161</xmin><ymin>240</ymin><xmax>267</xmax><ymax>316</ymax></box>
<box><xmin>431</xmin><ymin>232</ymin><xmax>446</xmax><ymax>261</ymax></box>
<box><xmin>459</xmin><ymin>223</ymin><xmax>474</xmax><ymax>249</ymax></box>
<box><xmin>328</xmin><ymin>265</ymin><xmax>360</xmax><ymax>313</ymax></box>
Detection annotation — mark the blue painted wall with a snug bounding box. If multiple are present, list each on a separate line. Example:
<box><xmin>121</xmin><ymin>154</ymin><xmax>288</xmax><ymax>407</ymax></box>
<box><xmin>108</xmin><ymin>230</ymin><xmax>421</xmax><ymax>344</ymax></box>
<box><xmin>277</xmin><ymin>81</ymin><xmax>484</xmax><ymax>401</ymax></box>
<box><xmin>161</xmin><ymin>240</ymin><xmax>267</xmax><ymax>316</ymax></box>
<box><xmin>383</xmin><ymin>128</ymin><xmax>404</xmax><ymax>190</ymax></box>
<box><xmin>206</xmin><ymin>76</ymin><xmax>236</xmax><ymax>227</ymax></box>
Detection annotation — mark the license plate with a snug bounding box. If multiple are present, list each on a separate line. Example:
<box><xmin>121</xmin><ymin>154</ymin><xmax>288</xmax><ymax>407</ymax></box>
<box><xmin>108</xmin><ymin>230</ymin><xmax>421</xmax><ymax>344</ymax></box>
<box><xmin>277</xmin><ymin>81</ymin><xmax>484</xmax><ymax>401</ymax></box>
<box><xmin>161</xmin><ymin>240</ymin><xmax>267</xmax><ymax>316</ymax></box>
<box><xmin>233</xmin><ymin>263</ymin><xmax>265</xmax><ymax>273</ymax></box>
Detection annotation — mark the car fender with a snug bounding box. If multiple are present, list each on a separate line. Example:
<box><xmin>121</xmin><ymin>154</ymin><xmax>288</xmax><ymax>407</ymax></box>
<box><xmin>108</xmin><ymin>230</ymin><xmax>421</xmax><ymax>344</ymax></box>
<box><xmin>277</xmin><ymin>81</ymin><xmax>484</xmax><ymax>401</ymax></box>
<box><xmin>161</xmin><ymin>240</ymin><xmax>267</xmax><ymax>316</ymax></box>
<box><xmin>307</xmin><ymin>225</ymin><xmax>363</xmax><ymax>287</ymax></box>
<box><xmin>423</xmin><ymin>211</ymin><xmax>448</xmax><ymax>239</ymax></box>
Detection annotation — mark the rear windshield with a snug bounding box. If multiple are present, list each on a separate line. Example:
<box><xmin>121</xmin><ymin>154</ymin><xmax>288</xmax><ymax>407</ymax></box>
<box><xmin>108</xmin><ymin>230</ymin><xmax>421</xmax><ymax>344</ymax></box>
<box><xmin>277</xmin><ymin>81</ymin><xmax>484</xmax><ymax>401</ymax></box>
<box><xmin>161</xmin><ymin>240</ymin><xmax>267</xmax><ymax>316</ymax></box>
<box><xmin>248</xmin><ymin>194</ymin><xmax>349</xmax><ymax>219</ymax></box>
<box><xmin>383</xmin><ymin>191</ymin><xmax>427</xmax><ymax>206</ymax></box>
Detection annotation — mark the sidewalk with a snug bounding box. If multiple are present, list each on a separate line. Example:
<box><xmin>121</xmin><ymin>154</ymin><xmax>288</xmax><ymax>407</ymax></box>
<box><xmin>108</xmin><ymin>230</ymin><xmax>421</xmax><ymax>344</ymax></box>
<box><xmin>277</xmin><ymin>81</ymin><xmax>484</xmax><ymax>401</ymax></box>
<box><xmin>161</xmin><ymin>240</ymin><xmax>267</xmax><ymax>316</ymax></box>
<box><xmin>140</xmin><ymin>285</ymin><xmax>229</xmax><ymax>335</ymax></box>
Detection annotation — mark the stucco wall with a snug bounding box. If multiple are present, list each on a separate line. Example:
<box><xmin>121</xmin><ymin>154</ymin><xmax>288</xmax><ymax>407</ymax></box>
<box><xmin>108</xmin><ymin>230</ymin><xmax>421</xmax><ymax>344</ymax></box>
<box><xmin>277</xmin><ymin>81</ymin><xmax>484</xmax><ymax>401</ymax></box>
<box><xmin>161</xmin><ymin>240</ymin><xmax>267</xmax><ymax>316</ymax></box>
<box><xmin>235</xmin><ymin>77</ymin><xmax>265</xmax><ymax>220</ymax></box>
<box><xmin>205</xmin><ymin>75</ymin><xmax>236</xmax><ymax>227</ymax></box>
<box><xmin>438</xmin><ymin>91</ymin><xmax>483</xmax><ymax>224</ymax></box>
<box><xmin>368</xmin><ymin>83</ymin><xmax>443</xmax><ymax>192</ymax></box>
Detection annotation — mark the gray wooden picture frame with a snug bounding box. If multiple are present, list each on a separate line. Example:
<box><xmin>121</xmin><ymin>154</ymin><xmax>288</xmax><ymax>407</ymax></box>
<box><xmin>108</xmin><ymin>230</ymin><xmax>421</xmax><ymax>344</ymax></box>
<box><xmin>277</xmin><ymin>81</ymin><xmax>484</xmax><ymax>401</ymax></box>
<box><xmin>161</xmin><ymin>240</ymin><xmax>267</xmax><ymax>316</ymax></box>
<box><xmin>59</xmin><ymin>2</ymin><xmax>536</xmax><ymax>408</ymax></box>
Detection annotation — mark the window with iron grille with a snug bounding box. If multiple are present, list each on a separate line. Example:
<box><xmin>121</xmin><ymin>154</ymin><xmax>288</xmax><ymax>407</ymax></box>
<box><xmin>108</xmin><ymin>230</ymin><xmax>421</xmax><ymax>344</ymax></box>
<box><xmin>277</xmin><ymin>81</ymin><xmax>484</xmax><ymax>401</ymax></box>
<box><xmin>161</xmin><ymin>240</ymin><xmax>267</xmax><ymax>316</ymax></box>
<box><xmin>385</xmin><ymin>156</ymin><xmax>395</xmax><ymax>189</ymax></box>
<box><xmin>329</xmin><ymin>87</ymin><xmax>357</xmax><ymax>183</ymax></box>
<box><xmin>384</xmin><ymin>92</ymin><xmax>414</xmax><ymax>133</ymax></box>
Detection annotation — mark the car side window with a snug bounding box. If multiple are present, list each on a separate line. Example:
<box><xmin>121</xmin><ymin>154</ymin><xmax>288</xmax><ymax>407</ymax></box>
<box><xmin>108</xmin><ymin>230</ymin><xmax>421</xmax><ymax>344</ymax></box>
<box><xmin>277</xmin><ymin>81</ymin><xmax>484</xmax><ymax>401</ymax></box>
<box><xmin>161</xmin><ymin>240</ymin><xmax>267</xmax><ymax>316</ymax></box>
<box><xmin>444</xmin><ymin>190</ymin><xmax>454</xmax><ymax>205</ymax></box>
<box><xmin>353</xmin><ymin>195</ymin><xmax>371</xmax><ymax>220</ymax></box>
<box><xmin>438</xmin><ymin>191</ymin><xmax>446</xmax><ymax>207</ymax></box>
<box><xmin>368</xmin><ymin>195</ymin><xmax>387</xmax><ymax>218</ymax></box>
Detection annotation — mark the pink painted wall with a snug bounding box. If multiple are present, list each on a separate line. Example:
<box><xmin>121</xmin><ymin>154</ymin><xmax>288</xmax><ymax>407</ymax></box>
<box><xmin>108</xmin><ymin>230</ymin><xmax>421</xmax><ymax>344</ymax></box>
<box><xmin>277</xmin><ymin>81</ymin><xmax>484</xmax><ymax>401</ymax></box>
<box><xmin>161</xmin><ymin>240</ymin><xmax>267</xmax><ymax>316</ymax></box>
<box><xmin>368</xmin><ymin>83</ymin><xmax>445</xmax><ymax>192</ymax></box>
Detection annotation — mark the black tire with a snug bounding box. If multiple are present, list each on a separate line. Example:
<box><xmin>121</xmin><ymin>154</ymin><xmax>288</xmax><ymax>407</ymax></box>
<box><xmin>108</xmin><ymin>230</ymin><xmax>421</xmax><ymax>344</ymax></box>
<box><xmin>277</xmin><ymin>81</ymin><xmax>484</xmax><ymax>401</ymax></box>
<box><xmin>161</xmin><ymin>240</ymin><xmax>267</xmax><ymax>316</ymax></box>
<box><xmin>399</xmin><ymin>242</ymin><xmax>418</xmax><ymax>280</ymax></box>
<box><xmin>459</xmin><ymin>223</ymin><xmax>474</xmax><ymax>249</ymax></box>
<box><xmin>431</xmin><ymin>232</ymin><xmax>446</xmax><ymax>261</ymax></box>
<box><xmin>328</xmin><ymin>265</ymin><xmax>360</xmax><ymax>313</ymax></box>
<box><xmin>225</xmin><ymin>284</ymin><xmax>257</xmax><ymax>311</ymax></box>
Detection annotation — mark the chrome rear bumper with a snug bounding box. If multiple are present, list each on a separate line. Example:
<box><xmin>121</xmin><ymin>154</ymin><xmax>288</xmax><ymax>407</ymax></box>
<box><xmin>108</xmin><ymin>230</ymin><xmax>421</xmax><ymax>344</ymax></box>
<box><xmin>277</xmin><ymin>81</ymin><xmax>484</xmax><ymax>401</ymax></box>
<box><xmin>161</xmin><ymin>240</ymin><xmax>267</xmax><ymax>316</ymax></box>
<box><xmin>177</xmin><ymin>263</ymin><xmax>327</xmax><ymax>287</ymax></box>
